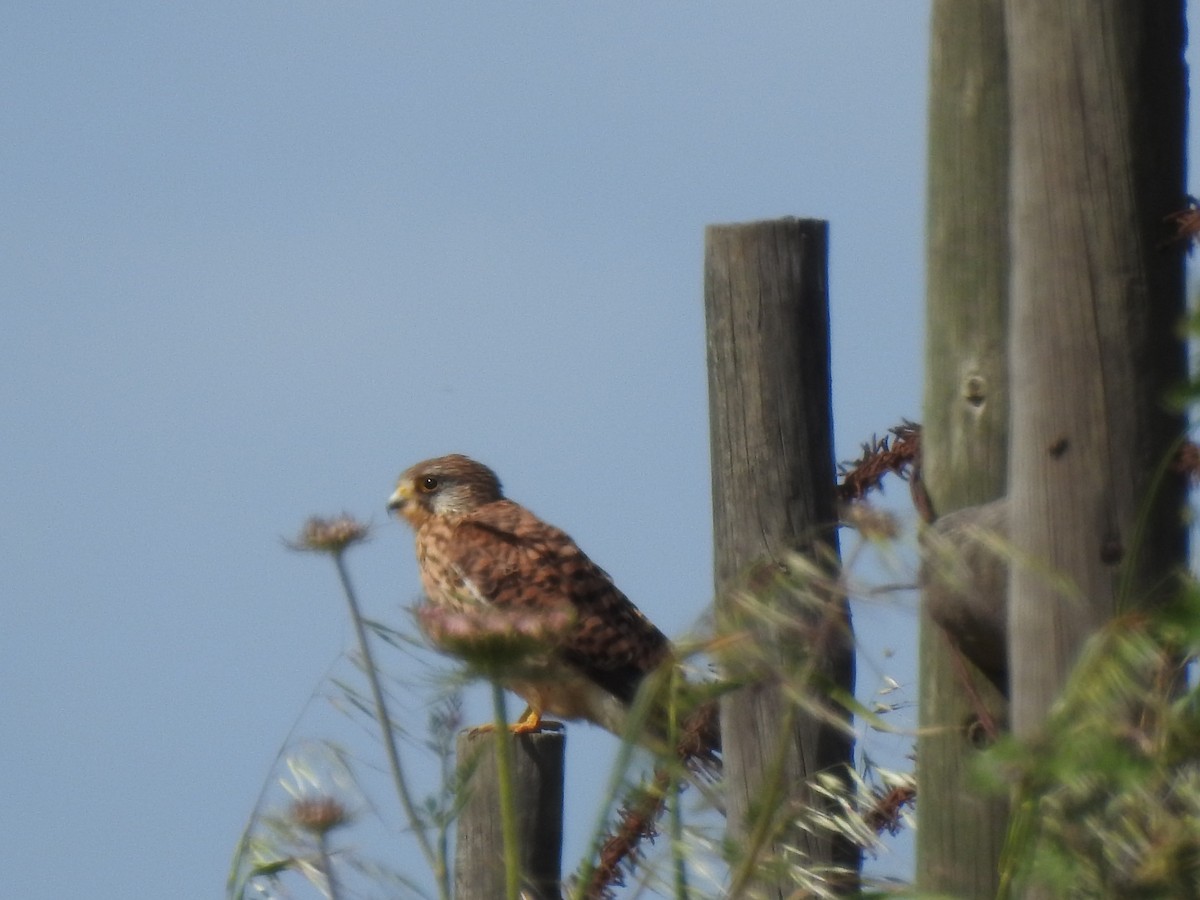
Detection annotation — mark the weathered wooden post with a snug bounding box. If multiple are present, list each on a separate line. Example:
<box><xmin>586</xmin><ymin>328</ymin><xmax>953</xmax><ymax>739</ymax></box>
<box><xmin>454</xmin><ymin>725</ymin><xmax>565</xmax><ymax>900</ymax></box>
<box><xmin>1004</xmin><ymin>5</ymin><xmax>1188</xmax><ymax>894</ymax></box>
<box><xmin>705</xmin><ymin>218</ymin><xmax>858</xmax><ymax>896</ymax></box>
<box><xmin>916</xmin><ymin>1</ymin><xmax>1011</xmax><ymax>895</ymax></box>
<box><xmin>1005</xmin><ymin>1</ymin><xmax>1188</xmax><ymax>733</ymax></box>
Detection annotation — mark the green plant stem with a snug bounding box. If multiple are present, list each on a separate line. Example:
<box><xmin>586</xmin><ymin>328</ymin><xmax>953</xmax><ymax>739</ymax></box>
<box><xmin>571</xmin><ymin>665</ymin><xmax>671</xmax><ymax>898</ymax></box>
<box><xmin>333</xmin><ymin>551</ymin><xmax>449</xmax><ymax>900</ymax></box>
<box><xmin>572</xmin><ymin>718</ymin><xmax>645</xmax><ymax>897</ymax></box>
<box><xmin>667</xmin><ymin>669</ymin><xmax>688</xmax><ymax>900</ymax></box>
<box><xmin>316</xmin><ymin>831</ymin><xmax>342</xmax><ymax>900</ymax></box>
<box><xmin>490</xmin><ymin>683</ymin><xmax>521</xmax><ymax>900</ymax></box>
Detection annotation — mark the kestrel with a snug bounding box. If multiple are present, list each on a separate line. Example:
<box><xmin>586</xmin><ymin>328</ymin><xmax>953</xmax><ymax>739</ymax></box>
<box><xmin>388</xmin><ymin>454</ymin><xmax>715</xmax><ymax>757</ymax></box>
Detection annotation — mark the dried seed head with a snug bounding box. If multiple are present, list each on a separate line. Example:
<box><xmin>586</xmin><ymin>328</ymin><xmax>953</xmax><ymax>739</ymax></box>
<box><xmin>841</xmin><ymin>501</ymin><xmax>900</xmax><ymax>541</ymax></box>
<box><xmin>415</xmin><ymin>602</ymin><xmax>575</xmax><ymax>675</ymax></box>
<box><xmin>292</xmin><ymin>515</ymin><xmax>370</xmax><ymax>554</ymax></box>
<box><xmin>290</xmin><ymin>795</ymin><xmax>351</xmax><ymax>835</ymax></box>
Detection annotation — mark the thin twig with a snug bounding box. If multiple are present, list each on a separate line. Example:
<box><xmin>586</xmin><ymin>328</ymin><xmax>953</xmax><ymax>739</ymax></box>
<box><xmin>489</xmin><ymin>685</ymin><xmax>522</xmax><ymax>900</ymax></box>
<box><xmin>667</xmin><ymin>668</ymin><xmax>688</xmax><ymax>900</ymax></box>
<box><xmin>333</xmin><ymin>551</ymin><xmax>449</xmax><ymax>900</ymax></box>
<box><xmin>315</xmin><ymin>832</ymin><xmax>342</xmax><ymax>900</ymax></box>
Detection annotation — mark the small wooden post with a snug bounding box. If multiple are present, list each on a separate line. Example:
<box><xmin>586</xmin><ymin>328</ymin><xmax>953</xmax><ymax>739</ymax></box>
<box><xmin>705</xmin><ymin>218</ymin><xmax>858</xmax><ymax>896</ymax></box>
<box><xmin>454</xmin><ymin>723</ymin><xmax>565</xmax><ymax>900</ymax></box>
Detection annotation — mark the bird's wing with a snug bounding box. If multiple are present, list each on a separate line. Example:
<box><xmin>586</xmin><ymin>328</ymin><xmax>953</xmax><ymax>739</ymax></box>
<box><xmin>447</xmin><ymin>499</ymin><xmax>671</xmax><ymax>705</ymax></box>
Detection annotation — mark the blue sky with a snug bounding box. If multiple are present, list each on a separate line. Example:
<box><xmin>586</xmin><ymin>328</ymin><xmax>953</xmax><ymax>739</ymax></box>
<box><xmin>3</xmin><ymin>4</ymin><xmax>1195</xmax><ymax>897</ymax></box>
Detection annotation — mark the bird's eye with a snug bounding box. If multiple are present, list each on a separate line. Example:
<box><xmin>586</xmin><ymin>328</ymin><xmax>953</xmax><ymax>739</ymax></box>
<box><xmin>418</xmin><ymin>476</ymin><xmax>439</xmax><ymax>493</ymax></box>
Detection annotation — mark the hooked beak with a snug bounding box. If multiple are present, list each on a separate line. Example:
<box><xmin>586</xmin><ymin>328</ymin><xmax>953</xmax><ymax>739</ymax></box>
<box><xmin>387</xmin><ymin>482</ymin><xmax>412</xmax><ymax>515</ymax></box>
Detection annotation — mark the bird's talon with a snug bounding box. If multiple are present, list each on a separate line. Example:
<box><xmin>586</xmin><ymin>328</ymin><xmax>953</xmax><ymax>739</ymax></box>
<box><xmin>467</xmin><ymin>708</ymin><xmax>543</xmax><ymax>737</ymax></box>
<box><xmin>509</xmin><ymin>708</ymin><xmax>543</xmax><ymax>734</ymax></box>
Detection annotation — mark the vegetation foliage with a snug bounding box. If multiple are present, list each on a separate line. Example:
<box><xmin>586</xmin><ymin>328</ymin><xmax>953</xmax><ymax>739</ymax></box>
<box><xmin>228</xmin><ymin>507</ymin><xmax>917</xmax><ymax>899</ymax></box>
<box><xmin>230</xmin><ymin>387</ymin><xmax>1200</xmax><ymax>897</ymax></box>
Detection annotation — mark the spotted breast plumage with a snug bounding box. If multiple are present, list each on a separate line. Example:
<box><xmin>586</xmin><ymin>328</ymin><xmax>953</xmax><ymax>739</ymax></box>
<box><xmin>387</xmin><ymin>454</ymin><xmax>715</xmax><ymax>756</ymax></box>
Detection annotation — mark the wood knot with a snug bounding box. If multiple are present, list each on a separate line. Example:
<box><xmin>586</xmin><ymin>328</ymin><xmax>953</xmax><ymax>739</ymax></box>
<box><xmin>964</xmin><ymin>713</ymin><xmax>997</xmax><ymax>749</ymax></box>
<box><xmin>962</xmin><ymin>374</ymin><xmax>986</xmax><ymax>408</ymax></box>
<box><xmin>1048</xmin><ymin>436</ymin><xmax>1070</xmax><ymax>458</ymax></box>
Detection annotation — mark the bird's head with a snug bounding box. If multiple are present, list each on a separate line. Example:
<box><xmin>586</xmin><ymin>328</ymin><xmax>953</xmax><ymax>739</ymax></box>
<box><xmin>387</xmin><ymin>454</ymin><xmax>504</xmax><ymax>527</ymax></box>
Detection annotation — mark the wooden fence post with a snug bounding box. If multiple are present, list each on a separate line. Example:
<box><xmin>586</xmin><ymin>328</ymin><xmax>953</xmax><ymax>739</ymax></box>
<box><xmin>705</xmin><ymin>218</ymin><xmax>858</xmax><ymax>896</ymax></box>
<box><xmin>454</xmin><ymin>724</ymin><xmax>565</xmax><ymax>900</ymax></box>
<box><xmin>916</xmin><ymin>1</ymin><xmax>1011</xmax><ymax>895</ymax></box>
<box><xmin>1005</xmin><ymin>0</ymin><xmax>1188</xmax><ymax>734</ymax></box>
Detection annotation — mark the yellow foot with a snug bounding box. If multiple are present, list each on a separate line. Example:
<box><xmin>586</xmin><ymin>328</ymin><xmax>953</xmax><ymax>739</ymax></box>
<box><xmin>467</xmin><ymin>706</ymin><xmax>544</xmax><ymax>736</ymax></box>
<box><xmin>509</xmin><ymin>707</ymin><xmax>543</xmax><ymax>734</ymax></box>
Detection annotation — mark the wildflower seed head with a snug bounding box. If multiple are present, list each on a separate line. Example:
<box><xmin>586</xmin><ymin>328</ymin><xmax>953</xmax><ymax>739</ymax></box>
<box><xmin>415</xmin><ymin>602</ymin><xmax>575</xmax><ymax>676</ymax></box>
<box><xmin>292</xmin><ymin>515</ymin><xmax>370</xmax><ymax>555</ymax></box>
<box><xmin>289</xmin><ymin>795</ymin><xmax>351</xmax><ymax>835</ymax></box>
